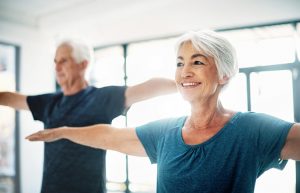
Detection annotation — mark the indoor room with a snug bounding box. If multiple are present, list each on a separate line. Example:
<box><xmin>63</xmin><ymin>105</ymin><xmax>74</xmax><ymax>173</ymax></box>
<box><xmin>0</xmin><ymin>0</ymin><xmax>300</xmax><ymax>193</ymax></box>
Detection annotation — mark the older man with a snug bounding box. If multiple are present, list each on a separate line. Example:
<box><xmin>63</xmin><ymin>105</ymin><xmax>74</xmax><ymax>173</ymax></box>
<box><xmin>0</xmin><ymin>39</ymin><xmax>176</xmax><ymax>193</ymax></box>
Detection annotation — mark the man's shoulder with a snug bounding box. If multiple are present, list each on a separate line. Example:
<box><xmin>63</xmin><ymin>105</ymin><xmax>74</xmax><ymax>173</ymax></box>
<box><xmin>92</xmin><ymin>85</ymin><xmax>126</xmax><ymax>95</ymax></box>
<box><xmin>28</xmin><ymin>91</ymin><xmax>61</xmax><ymax>100</ymax></box>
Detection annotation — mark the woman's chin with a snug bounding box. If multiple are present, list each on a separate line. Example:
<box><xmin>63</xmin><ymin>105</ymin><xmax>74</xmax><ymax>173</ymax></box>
<box><xmin>181</xmin><ymin>94</ymin><xmax>194</xmax><ymax>102</ymax></box>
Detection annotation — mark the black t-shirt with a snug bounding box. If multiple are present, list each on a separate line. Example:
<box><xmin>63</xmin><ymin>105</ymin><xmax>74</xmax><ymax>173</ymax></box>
<box><xmin>27</xmin><ymin>86</ymin><xmax>127</xmax><ymax>193</ymax></box>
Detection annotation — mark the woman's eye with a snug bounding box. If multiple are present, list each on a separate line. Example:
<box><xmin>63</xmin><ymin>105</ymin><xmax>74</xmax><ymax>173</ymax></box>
<box><xmin>177</xmin><ymin>62</ymin><xmax>184</xmax><ymax>67</ymax></box>
<box><xmin>194</xmin><ymin>61</ymin><xmax>204</xmax><ymax>65</ymax></box>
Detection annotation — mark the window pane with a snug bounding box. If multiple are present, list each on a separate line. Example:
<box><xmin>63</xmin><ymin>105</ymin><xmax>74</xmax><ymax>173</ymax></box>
<box><xmin>92</xmin><ymin>46</ymin><xmax>127</xmax><ymax>191</ymax></box>
<box><xmin>0</xmin><ymin>44</ymin><xmax>16</xmax><ymax>193</ymax></box>
<box><xmin>106</xmin><ymin>116</ymin><xmax>127</xmax><ymax>184</ymax></box>
<box><xmin>250</xmin><ymin>70</ymin><xmax>295</xmax><ymax>193</ymax></box>
<box><xmin>250</xmin><ymin>70</ymin><xmax>294</xmax><ymax>121</ymax></box>
<box><xmin>106</xmin><ymin>182</ymin><xmax>126</xmax><ymax>193</ymax></box>
<box><xmin>126</xmin><ymin>38</ymin><xmax>190</xmax><ymax>193</ymax></box>
<box><xmin>256</xmin><ymin>37</ymin><xmax>295</xmax><ymax>65</ymax></box>
<box><xmin>128</xmin><ymin>156</ymin><xmax>156</xmax><ymax>193</ymax></box>
<box><xmin>127</xmin><ymin>38</ymin><xmax>177</xmax><ymax>83</ymax></box>
<box><xmin>92</xmin><ymin>46</ymin><xmax>124</xmax><ymax>87</ymax></box>
<box><xmin>107</xmin><ymin>191</ymin><xmax>125</xmax><ymax>193</ymax></box>
<box><xmin>221</xmin><ymin>24</ymin><xmax>296</xmax><ymax>68</ymax></box>
<box><xmin>127</xmin><ymin>38</ymin><xmax>190</xmax><ymax>125</ymax></box>
<box><xmin>220</xmin><ymin>73</ymin><xmax>247</xmax><ymax>111</ymax></box>
<box><xmin>127</xmin><ymin>37</ymin><xmax>190</xmax><ymax>119</ymax></box>
<box><xmin>296</xmin><ymin>22</ymin><xmax>300</xmax><ymax>62</ymax></box>
<box><xmin>106</xmin><ymin>151</ymin><xmax>126</xmax><ymax>183</ymax></box>
<box><xmin>255</xmin><ymin>162</ymin><xmax>295</xmax><ymax>193</ymax></box>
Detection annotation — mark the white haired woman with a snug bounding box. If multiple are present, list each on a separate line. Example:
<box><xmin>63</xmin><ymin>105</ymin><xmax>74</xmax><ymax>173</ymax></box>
<box><xmin>26</xmin><ymin>30</ymin><xmax>300</xmax><ymax>193</ymax></box>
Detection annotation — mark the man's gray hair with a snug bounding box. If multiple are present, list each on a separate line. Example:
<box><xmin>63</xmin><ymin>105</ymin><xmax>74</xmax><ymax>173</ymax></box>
<box><xmin>175</xmin><ymin>30</ymin><xmax>238</xmax><ymax>80</ymax></box>
<box><xmin>57</xmin><ymin>38</ymin><xmax>93</xmax><ymax>65</ymax></box>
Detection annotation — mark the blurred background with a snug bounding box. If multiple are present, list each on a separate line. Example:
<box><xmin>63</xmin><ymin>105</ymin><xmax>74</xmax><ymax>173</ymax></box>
<box><xmin>0</xmin><ymin>0</ymin><xmax>300</xmax><ymax>192</ymax></box>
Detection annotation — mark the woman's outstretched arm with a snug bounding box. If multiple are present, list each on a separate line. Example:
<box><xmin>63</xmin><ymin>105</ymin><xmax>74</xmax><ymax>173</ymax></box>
<box><xmin>281</xmin><ymin>123</ymin><xmax>300</xmax><ymax>160</ymax></box>
<box><xmin>26</xmin><ymin>124</ymin><xmax>147</xmax><ymax>157</ymax></box>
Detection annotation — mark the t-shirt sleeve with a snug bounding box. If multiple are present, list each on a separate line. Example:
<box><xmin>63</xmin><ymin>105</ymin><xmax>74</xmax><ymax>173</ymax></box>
<box><xmin>101</xmin><ymin>86</ymin><xmax>127</xmax><ymax>120</ymax></box>
<box><xmin>27</xmin><ymin>93</ymin><xmax>54</xmax><ymax>122</ymax></box>
<box><xmin>136</xmin><ymin>119</ymin><xmax>172</xmax><ymax>164</ymax></box>
<box><xmin>253</xmin><ymin>113</ymin><xmax>294</xmax><ymax>173</ymax></box>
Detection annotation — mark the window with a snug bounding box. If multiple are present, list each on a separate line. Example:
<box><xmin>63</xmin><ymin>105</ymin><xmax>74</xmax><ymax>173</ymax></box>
<box><xmin>220</xmin><ymin>24</ymin><xmax>296</xmax><ymax>68</ymax></box>
<box><xmin>250</xmin><ymin>70</ymin><xmax>295</xmax><ymax>193</ymax></box>
<box><xmin>126</xmin><ymin>38</ymin><xmax>190</xmax><ymax>193</ymax></box>
<box><xmin>297</xmin><ymin>23</ymin><xmax>300</xmax><ymax>61</ymax></box>
<box><xmin>250</xmin><ymin>70</ymin><xmax>294</xmax><ymax>121</ymax></box>
<box><xmin>91</xmin><ymin>46</ymin><xmax>124</xmax><ymax>87</ymax></box>
<box><xmin>92</xmin><ymin>46</ymin><xmax>127</xmax><ymax>193</ymax></box>
<box><xmin>0</xmin><ymin>43</ymin><xmax>19</xmax><ymax>193</ymax></box>
<box><xmin>220</xmin><ymin>73</ymin><xmax>248</xmax><ymax>111</ymax></box>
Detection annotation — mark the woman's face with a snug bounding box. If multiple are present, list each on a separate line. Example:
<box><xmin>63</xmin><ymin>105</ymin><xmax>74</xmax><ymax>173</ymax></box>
<box><xmin>175</xmin><ymin>41</ymin><xmax>226</xmax><ymax>103</ymax></box>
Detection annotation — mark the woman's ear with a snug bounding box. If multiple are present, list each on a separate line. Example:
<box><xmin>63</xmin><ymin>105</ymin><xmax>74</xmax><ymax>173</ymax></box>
<box><xmin>219</xmin><ymin>75</ymin><xmax>229</xmax><ymax>85</ymax></box>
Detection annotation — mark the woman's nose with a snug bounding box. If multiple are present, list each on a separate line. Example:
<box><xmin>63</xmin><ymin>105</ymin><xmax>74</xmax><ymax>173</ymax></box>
<box><xmin>181</xmin><ymin>65</ymin><xmax>193</xmax><ymax>78</ymax></box>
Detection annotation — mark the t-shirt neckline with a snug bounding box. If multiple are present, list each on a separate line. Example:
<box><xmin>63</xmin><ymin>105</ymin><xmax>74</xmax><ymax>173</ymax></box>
<box><xmin>178</xmin><ymin>112</ymin><xmax>242</xmax><ymax>148</ymax></box>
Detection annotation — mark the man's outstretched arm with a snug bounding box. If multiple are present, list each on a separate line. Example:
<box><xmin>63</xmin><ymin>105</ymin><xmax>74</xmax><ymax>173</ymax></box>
<box><xmin>0</xmin><ymin>92</ymin><xmax>29</xmax><ymax>110</ymax></box>
<box><xmin>125</xmin><ymin>78</ymin><xmax>177</xmax><ymax>108</ymax></box>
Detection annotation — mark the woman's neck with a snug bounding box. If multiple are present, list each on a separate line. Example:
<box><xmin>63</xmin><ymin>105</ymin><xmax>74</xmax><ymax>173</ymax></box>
<box><xmin>187</xmin><ymin>100</ymin><xmax>233</xmax><ymax>131</ymax></box>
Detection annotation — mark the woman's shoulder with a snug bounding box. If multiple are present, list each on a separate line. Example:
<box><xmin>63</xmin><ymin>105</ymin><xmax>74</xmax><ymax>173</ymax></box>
<box><xmin>137</xmin><ymin>116</ymin><xmax>187</xmax><ymax>131</ymax></box>
<box><xmin>238</xmin><ymin>111</ymin><xmax>280</xmax><ymax>120</ymax></box>
<box><xmin>157</xmin><ymin>116</ymin><xmax>187</xmax><ymax>126</ymax></box>
<box><xmin>235</xmin><ymin>111</ymin><xmax>292</xmax><ymax>127</ymax></box>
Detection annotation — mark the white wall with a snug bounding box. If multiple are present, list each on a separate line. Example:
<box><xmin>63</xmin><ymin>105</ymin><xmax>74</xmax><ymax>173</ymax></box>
<box><xmin>0</xmin><ymin>20</ymin><xmax>55</xmax><ymax>193</ymax></box>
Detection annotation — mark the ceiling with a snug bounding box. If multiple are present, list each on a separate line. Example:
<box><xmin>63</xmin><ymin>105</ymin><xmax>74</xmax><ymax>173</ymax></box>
<box><xmin>0</xmin><ymin>0</ymin><xmax>178</xmax><ymax>28</ymax></box>
<box><xmin>1</xmin><ymin>0</ymin><xmax>300</xmax><ymax>45</ymax></box>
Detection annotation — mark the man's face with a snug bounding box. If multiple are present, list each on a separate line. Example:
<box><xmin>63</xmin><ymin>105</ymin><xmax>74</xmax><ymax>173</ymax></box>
<box><xmin>54</xmin><ymin>45</ymin><xmax>84</xmax><ymax>87</ymax></box>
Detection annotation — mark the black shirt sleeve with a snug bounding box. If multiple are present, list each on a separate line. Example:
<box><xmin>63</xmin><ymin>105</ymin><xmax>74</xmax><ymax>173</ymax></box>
<box><xmin>100</xmin><ymin>86</ymin><xmax>127</xmax><ymax>120</ymax></box>
<box><xmin>26</xmin><ymin>93</ymin><xmax>58</xmax><ymax>122</ymax></box>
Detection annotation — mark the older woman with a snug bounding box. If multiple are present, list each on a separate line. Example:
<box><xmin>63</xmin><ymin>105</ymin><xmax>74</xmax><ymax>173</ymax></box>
<box><xmin>26</xmin><ymin>30</ymin><xmax>300</xmax><ymax>193</ymax></box>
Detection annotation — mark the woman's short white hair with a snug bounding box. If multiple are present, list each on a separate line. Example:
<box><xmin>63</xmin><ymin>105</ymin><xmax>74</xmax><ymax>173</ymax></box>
<box><xmin>57</xmin><ymin>38</ymin><xmax>93</xmax><ymax>65</ymax></box>
<box><xmin>175</xmin><ymin>30</ymin><xmax>238</xmax><ymax>80</ymax></box>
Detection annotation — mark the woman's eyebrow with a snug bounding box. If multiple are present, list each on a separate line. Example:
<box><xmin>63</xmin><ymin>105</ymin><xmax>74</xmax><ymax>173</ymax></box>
<box><xmin>177</xmin><ymin>56</ymin><xmax>184</xmax><ymax>60</ymax></box>
<box><xmin>177</xmin><ymin>53</ymin><xmax>207</xmax><ymax>60</ymax></box>
<box><xmin>191</xmin><ymin>53</ymin><xmax>207</xmax><ymax>59</ymax></box>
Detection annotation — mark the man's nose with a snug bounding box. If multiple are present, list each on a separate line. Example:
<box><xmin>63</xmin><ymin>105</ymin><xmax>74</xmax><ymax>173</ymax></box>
<box><xmin>55</xmin><ymin>63</ymin><xmax>60</xmax><ymax>71</ymax></box>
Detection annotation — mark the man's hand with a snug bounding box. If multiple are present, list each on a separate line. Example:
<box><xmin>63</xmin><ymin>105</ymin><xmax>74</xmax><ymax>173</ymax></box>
<box><xmin>26</xmin><ymin>129</ymin><xmax>63</xmax><ymax>142</ymax></box>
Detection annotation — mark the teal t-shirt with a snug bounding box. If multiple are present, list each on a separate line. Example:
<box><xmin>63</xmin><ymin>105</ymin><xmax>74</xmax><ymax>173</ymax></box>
<box><xmin>136</xmin><ymin>112</ymin><xmax>294</xmax><ymax>193</ymax></box>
